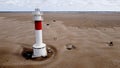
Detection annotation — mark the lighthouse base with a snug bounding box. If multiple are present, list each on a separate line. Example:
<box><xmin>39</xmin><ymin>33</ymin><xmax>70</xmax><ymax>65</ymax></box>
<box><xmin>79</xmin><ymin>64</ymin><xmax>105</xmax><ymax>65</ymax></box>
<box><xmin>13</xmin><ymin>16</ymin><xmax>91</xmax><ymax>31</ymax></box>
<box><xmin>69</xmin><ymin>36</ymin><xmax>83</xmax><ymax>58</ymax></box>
<box><xmin>32</xmin><ymin>43</ymin><xmax>47</xmax><ymax>58</ymax></box>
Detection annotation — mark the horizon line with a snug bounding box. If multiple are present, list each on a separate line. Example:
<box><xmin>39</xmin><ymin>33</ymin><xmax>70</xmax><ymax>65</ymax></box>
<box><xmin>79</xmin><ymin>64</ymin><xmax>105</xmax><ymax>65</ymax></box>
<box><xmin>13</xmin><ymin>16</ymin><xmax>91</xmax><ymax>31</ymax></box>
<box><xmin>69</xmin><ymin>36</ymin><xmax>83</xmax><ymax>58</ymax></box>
<box><xmin>0</xmin><ymin>11</ymin><xmax>120</xmax><ymax>13</ymax></box>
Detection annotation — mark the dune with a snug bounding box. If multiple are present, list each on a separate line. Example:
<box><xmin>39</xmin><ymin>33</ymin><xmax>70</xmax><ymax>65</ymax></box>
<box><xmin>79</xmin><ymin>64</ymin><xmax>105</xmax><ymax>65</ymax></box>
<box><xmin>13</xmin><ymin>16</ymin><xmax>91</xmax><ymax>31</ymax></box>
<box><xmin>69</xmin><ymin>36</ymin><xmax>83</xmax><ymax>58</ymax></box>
<box><xmin>0</xmin><ymin>12</ymin><xmax>120</xmax><ymax>68</ymax></box>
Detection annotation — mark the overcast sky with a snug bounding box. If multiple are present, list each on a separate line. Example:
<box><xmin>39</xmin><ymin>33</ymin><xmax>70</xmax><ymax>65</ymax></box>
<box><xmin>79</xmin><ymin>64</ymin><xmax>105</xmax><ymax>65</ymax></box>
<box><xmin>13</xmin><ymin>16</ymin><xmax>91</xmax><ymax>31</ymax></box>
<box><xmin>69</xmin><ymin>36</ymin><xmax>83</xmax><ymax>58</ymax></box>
<box><xmin>0</xmin><ymin>0</ymin><xmax>120</xmax><ymax>11</ymax></box>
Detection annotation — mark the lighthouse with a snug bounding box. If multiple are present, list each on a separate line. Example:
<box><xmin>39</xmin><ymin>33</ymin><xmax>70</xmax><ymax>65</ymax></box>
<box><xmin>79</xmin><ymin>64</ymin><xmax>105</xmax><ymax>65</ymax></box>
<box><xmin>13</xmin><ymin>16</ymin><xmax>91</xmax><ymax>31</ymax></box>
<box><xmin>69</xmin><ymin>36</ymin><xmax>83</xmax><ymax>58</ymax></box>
<box><xmin>32</xmin><ymin>8</ymin><xmax>47</xmax><ymax>58</ymax></box>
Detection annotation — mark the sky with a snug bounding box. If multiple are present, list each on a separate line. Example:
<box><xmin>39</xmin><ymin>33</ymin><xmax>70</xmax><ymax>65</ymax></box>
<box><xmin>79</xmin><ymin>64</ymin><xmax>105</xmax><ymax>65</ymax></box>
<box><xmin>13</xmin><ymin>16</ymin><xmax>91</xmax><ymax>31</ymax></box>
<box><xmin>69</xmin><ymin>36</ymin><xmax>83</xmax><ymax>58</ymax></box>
<box><xmin>0</xmin><ymin>0</ymin><xmax>120</xmax><ymax>11</ymax></box>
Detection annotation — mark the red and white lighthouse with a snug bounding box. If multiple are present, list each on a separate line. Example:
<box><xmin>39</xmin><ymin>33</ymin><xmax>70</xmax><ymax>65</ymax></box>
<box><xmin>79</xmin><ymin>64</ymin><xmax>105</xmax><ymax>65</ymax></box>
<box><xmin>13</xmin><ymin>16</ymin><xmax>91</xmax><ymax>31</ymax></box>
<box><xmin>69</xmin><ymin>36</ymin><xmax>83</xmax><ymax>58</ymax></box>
<box><xmin>32</xmin><ymin>8</ymin><xmax>47</xmax><ymax>58</ymax></box>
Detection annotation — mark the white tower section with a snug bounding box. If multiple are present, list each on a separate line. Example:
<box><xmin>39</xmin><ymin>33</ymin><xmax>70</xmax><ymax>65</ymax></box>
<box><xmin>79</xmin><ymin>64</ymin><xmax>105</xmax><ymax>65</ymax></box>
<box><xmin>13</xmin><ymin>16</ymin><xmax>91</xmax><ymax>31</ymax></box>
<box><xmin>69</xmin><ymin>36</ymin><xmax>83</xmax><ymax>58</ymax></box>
<box><xmin>32</xmin><ymin>8</ymin><xmax>47</xmax><ymax>58</ymax></box>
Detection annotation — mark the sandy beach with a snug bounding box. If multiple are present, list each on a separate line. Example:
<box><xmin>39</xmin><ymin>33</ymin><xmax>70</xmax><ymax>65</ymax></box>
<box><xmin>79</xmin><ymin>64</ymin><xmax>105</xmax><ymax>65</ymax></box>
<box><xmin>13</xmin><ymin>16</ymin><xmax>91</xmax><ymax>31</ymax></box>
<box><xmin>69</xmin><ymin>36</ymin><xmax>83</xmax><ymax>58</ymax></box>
<box><xmin>0</xmin><ymin>12</ymin><xmax>120</xmax><ymax>68</ymax></box>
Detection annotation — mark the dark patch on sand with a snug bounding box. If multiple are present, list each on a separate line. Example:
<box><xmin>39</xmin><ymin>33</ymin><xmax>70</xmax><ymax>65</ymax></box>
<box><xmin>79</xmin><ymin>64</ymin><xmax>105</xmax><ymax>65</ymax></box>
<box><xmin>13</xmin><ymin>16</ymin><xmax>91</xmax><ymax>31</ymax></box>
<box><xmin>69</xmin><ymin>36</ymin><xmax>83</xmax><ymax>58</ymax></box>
<box><xmin>21</xmin><ymin>45</ymin><xmax>57</xmax><ymax>61</ymax></box>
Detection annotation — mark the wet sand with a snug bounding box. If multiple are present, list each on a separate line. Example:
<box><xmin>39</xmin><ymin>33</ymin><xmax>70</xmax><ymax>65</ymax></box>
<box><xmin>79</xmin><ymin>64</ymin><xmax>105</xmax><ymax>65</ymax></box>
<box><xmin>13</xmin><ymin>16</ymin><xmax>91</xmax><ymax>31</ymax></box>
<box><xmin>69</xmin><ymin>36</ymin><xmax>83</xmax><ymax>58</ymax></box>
<box><xmin>0</xmin><ymin>12</ymin><xmax>120</xmax><ymax>68</ymax></box>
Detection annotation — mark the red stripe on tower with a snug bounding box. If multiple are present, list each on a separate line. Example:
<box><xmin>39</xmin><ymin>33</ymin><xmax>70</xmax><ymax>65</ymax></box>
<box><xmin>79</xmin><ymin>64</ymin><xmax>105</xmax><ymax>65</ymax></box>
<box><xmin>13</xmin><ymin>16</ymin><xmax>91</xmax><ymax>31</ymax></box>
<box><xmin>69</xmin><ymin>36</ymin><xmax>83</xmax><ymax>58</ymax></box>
<box><xmin>35</xmin><ymin>21</ymin><xmax>42</xmax><ymax>30</ymax></box>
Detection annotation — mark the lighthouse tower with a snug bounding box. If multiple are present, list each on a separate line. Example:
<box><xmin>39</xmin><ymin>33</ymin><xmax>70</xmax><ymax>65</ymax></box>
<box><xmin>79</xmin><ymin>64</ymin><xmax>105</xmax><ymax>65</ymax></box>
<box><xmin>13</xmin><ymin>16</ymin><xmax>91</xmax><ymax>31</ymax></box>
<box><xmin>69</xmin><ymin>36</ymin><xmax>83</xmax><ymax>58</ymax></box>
<box><xmin>32</xmin><ymin>8</ymin><xmax>47</xmax><ymax>58</ymax></box>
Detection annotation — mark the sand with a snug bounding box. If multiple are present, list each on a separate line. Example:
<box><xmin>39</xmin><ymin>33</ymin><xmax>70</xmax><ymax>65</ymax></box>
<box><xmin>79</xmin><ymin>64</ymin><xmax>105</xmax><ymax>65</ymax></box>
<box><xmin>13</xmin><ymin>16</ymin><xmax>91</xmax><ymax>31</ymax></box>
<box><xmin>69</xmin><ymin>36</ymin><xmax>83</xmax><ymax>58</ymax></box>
<box><xmin>0</xmin><ymin>12</ymin><xmax>120</xmax><ymax>68</ymax></box>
